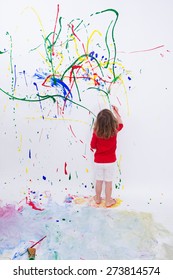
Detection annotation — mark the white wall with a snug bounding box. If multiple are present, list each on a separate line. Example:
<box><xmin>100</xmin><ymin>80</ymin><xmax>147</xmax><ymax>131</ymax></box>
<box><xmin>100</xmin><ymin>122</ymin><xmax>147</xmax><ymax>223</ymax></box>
<box><xmin>0</xmin><ymin>0</ymin><xmax>173</xmax><ymax>206</ymax></box>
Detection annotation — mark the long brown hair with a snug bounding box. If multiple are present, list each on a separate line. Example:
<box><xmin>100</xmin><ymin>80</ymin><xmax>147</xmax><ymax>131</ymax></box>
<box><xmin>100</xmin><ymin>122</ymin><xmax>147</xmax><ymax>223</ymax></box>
<box><xmin>94</xmin><ymin>109</ymin><xmax>118</xmax><ymax>139</ymax></box>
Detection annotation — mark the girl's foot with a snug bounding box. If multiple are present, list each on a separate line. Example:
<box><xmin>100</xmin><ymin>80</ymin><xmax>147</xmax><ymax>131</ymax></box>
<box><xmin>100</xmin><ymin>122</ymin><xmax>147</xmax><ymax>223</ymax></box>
<box><xmin>105</xmin><ymin>198</ymin><xmax>116</xmax><ymax>207</ymax></box>
<box><xmin>94</xmin><ymin>195</ymin><xmax>102</xmax><ymax>204</ymax></box>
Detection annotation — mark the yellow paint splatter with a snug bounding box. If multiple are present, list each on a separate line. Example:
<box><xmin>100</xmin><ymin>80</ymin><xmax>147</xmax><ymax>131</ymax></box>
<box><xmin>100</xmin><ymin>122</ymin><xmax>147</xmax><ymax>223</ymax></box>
<box><xmin>18</xmin><ymin>134</ymin><xmax>22</xmax><ymax>152</ymax></box>
<box><xmin>73</xmin><ymin>196</ymin><xmax>123</xmax><ymax>208</ymax></box>
<box><xmin>86</xmin><ymin>30</ymin><xmax>102</xmax><ymax>53</ymax></box>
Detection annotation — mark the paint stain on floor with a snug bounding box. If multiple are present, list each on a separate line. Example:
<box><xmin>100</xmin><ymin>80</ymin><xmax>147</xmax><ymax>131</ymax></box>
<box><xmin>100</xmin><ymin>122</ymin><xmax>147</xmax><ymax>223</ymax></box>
<box><xmin>64</xmin><ymin>194</ymin><xmax>123</xmax><ymax>208</ymax></box>
<box><xmin>0</xmin><ymin>200</ymin><xmax>173</xmax><ymax>260</ymax></box>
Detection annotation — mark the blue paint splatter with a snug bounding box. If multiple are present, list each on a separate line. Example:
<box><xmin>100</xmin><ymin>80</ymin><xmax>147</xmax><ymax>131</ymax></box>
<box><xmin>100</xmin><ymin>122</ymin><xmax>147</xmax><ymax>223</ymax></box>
<box><xmin>29</xmin><ymin>149</ymin><xmax>31</xmax><ymax>159</ymax></box>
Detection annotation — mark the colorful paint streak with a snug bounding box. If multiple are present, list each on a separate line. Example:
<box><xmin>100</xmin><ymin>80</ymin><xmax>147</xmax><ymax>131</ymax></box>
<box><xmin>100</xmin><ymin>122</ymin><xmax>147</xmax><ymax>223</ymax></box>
<box><xmin>0</xmin><ymin>6</ymin><xmax>130</xmax><ymax>117</ymax></box>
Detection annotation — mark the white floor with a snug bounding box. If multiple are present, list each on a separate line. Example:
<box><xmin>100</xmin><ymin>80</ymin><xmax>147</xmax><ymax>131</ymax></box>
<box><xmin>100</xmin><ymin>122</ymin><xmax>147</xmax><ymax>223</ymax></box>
<box><xmin>0</xmin><ymin>187</ymin><xmax>173</xmax><ymax>260</ymax></box>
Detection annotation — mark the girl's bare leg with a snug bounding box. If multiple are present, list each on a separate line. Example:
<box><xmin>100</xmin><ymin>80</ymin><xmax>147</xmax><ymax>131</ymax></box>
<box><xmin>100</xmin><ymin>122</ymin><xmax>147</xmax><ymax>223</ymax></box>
<box><xmin>94</xmin><ymin>180</ymin><xmax>103</xmax><ymax>204</ymax></box>
<box><xmin>105</xmin><ymin>181</ymin><xmax>116</xmax><ymax>207</ymax></box>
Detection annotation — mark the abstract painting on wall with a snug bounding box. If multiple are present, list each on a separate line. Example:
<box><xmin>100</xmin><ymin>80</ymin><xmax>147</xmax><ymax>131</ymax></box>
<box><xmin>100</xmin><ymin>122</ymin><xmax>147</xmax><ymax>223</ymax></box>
<box><xmin>0</xmin><ymin>0</ymin><xmax>173</xmax><ymax>260</ymax></box>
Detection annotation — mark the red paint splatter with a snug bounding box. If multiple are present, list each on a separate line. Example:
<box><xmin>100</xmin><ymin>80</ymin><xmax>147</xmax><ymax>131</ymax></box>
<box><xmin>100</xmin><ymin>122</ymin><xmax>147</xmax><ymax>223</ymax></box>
<box><xmin>26</xmin><ymin>197</ymin><xmax>44</xmax><ymax>211</ymax></box>
<box><xmin>64</xmin><ymin>162</ymin><xmax>68</xmax><ymax>175</ymax></box>
<box><xmin>93</xmin><ymin>73</ymin><xmax>100</xmax><ymax>86</ymax></box>
<box><xmin>129</xmin><ymin>44</ymin><xmax>164</xmax><ymax>53</ymax></box>
<box><xmin>65</xmin><ymin>71</ymin><xmax>112</xmax><ymax>86</ymax></box>
<box><xmin>69</xmin><ymin>65</ymin><xmax>82</xmax><ymax>83</ymax></box>
<box><xmin>42</xmin><ymin>74</ymin><xmax>59</xmax><ymax>87</ymax></box>
<box><xmin>69</xmin><ymin>23</ymin><xmax>81</xmax><ymax>41</ymax></box>
<box><xmin>116</xmin><ymin>96</ymin><xmax>122</xmax><ymax>106</ymax></box>
<box><xmin>118</xmin><ymin>45</ymin><xmax>167</xmax><ymax>56</ymax></box>
<box><xmin>52</xmin><ymin>4</ymin><xmax>59</xmax><ymax>56</ymax></box>
<box><xmin>68</xmin><ymin>24</ymin><xmax>90</xmax><ymax>67</ymax></box>
<box><xmin>69</xmin><ymin>125</ymin><xmax>76</xmax><ymax>138</ymax></box>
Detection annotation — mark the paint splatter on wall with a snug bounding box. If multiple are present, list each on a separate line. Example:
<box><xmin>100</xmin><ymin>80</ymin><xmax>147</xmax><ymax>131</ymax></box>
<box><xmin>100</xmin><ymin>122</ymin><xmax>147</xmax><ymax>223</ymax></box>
<box><xmin>0</xmin><ymin>1</ymin><xmax>132</xmax><ymax>204</ymax></box>
<box><xmin>0</xmin><ymin>0</ymin><xmax>173</xmax><ymax>261</ymax></box>
<box><xmin>0</xmin><ymin>0</ymin><xmax>172</xmax><ymax>203</ymax></box>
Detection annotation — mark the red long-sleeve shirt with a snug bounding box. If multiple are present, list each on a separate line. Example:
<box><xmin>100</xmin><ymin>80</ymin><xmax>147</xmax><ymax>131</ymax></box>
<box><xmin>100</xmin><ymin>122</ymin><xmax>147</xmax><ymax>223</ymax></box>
<box><xmin>90</xmin><ymin>123</ymin><xmax>123</xmax><ymax>163</ymax></box>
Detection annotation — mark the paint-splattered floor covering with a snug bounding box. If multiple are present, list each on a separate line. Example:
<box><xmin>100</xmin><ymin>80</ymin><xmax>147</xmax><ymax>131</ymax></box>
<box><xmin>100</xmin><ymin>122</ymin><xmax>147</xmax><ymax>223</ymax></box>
<box><xmin>0</xmin><ymin>195</ymin><xmax>173</xmax><ymax>260</ymax></box>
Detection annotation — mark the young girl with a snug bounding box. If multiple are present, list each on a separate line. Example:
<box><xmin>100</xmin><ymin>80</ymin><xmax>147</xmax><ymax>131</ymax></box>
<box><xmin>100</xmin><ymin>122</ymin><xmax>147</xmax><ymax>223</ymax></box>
<box><xmin>90</xmin><ymin>105</ymin><xmax>123</xmax><ymax>207</ymax></box>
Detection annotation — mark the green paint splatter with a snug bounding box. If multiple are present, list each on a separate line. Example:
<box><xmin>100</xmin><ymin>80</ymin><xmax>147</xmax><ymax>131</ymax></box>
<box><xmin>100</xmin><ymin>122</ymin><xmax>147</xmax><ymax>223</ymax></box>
<box><xmin>90</xmin><ymin>8</ymin><xmax>119</xmax><ymax>81</ymax></box>
<box><xmin>0</xmin><ymin>50</ymin><xmax>7</xmax><ymax>54</ymax></box>
<box><xmin>54</xmin><ymin>251</ymin><xmax>59</xmax><ymax>260</ymax></box>
<box><xmin>0</xmin><ymin>87</ymin><xmax>96</xmax><ymax>117</ymax></box>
